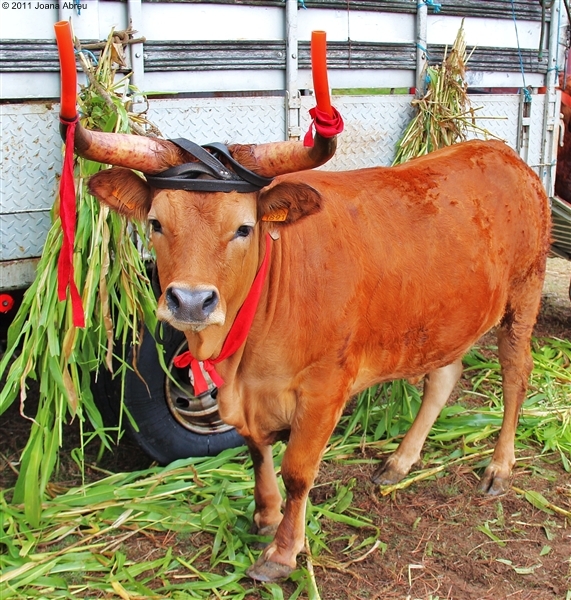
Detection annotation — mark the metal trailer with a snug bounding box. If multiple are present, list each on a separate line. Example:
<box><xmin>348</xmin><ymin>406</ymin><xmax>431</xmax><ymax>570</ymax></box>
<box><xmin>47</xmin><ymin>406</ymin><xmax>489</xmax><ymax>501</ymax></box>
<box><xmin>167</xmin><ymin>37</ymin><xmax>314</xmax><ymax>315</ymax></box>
<box><xmin>0</xmin><ymin>0</ymin><xmax>569</xmax><ymax>460</ymax></box>
<box><xmin>1</xmin><ymin>0</ymin><xmax>570</xmax><ymax>290</ymax></box>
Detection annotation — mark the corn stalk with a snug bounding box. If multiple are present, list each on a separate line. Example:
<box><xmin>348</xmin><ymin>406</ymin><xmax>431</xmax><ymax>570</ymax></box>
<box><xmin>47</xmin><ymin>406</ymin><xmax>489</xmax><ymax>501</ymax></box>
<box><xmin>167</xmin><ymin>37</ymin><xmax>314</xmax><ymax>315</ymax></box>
<box><xmin>393</xmin><ymin>23</ymin><xmax>481</xmax><ymax>165</ymax></box>
<box><xmin>0</xmin><ymin>31</ymin><xmax>159</xmax><ymax>526</ymax></box>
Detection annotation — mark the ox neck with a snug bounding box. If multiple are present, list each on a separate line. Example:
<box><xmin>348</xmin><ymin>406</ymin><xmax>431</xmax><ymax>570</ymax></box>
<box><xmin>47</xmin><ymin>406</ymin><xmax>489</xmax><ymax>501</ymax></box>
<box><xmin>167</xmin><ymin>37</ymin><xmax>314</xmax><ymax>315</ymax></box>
<box><xmin>173</xmin><ymin>233</ymin><xmax>272</xmax><ymax>395</ymax></box>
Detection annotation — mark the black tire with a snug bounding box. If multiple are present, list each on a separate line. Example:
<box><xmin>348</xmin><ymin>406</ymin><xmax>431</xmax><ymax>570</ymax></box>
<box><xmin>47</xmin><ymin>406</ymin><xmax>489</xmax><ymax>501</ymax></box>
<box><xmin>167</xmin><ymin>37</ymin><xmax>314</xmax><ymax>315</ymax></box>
<box><xmin>94</xmin><ymin>325</ymin><xmax>244</xmax><ymax>464</ymax></box>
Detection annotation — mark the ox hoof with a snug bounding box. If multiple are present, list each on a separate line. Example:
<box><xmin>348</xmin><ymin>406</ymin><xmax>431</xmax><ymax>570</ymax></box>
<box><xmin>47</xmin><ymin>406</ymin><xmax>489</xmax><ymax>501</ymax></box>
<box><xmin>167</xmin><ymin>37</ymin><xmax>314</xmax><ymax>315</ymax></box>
<box><xmin>250</xmin><ymin>522</ymin><xmax>279</xmax><ymax>537</ymax></box>
<box><xmin>247</xmin><ymin>558</ymin><xmax>294</xmax><ymax>582</ymax></box>
<box><xmin>249</xmin><ymin>523</ymin><xmax>280</xmax><ymax>549</ymax></box>
<box><xmin>371</xmin><ymin>460</ymin><xmax>409</xmax><ymax>486</ymax></box>
<box><xmin>478</xmin><ymin>468</ymin><xmax>510</xmax><ymax>496</ymax></box>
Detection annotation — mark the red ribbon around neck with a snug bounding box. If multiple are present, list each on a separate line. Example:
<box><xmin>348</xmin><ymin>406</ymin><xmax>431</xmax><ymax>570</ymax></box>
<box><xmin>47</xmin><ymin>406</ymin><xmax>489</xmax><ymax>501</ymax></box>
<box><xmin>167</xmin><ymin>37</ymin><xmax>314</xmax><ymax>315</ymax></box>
<box><xmin>173</xmin><ymin>233</ymin><xmax>272</xmax><ymax>395</ymax></box>
<box><xmin>303</xmin><ymin>105</ymin><xmax>344</xmax><ymax>147</ymax></box>
<box><xmin>58</xmin><ymin>117</ymin><xmax>85</xmax><ymax>328</ymax></box>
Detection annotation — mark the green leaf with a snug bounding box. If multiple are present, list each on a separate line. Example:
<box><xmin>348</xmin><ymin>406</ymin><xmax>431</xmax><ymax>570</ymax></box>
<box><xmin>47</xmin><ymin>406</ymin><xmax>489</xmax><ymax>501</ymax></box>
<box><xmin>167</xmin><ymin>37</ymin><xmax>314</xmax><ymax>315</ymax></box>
<box><xmin>540</xmin><ymin>545</ymin><xmax>552</xmax><ymax>556</ymax></box>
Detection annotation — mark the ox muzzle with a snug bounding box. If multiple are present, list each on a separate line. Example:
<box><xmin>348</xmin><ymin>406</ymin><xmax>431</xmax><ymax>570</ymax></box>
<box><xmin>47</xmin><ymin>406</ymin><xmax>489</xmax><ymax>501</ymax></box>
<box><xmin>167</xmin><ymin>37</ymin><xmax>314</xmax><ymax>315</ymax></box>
<box><xmin>165</xmin><ymin>285</ymin><xmax>220</xmax><ymax>324</ymax></box>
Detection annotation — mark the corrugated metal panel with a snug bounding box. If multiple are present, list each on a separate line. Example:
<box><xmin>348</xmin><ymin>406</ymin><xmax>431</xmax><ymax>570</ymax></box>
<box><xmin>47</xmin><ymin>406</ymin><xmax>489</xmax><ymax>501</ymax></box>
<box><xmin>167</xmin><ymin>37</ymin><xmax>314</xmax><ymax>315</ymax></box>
<box><xmin>143</xmin><ymin>0</ymin><xmax>548</xmax><ymax>21</ymax></box>
<box><xmin>551</xmin><ymin>196</ymin><xmax>571</xmax><ymax>258</ymax></box>
<box><xmin>144</xmin><ymin>41</ymin><xmax>286</xmax><ymax>71</ymax></box>
<box><xmin>298</xmin><ymin>42</ymin><xmax>417</xmax><ymax>70</ymax></box>
<box><xmin>300</xmin><ymin>93</ymin><xmax>533</xmax><ymax>171</ymax></box>
<box><xmin>143</xmin><ymin>40</ymin><xmax>418</xmax><ymax>72</ymax></box>
<box><xmin>0</xmin><ymin>40</ymin><xmax>59</xmax><ymax>72</ymax></box>
<box><xmin>0</xmin><ymin>103</ymin><xmax>61</xmax><ymax>261</ymax></box>
<box><xmin>143</xmin><ymin>0</ymin><xmax>286</xmax><ymax>6</ymax></box>
<box><xmin>0</xmin><ymin>93</ymin><xmax>564</xmax><ymax>268</ymax></box>
<box><xmin>0</xmin><ymin>213</ymin><xmax>53</xmax><ymax>262</ymax></box>
<box><xmin>427</xmin><ymin>45</ymin><xmax>548</xmax><ymax>74</ymax></box>
<box><xmin>302</xmin><ymin>94</ymin><xmax>415</xmax><ymax>169</ymax></box>
<box><xmin>465</xmin><ymin>94</ymin><xmax>545</xmax><ymax>174</ymax></box>
<box><xmin>429</xmin><ymin>0</ymin><xmax>548</xmax><ymax>20</ymax></box>
<box><xmin>146</xmin><ymin>96</ymin><xmax>286</xmax><ymax>143</ymax></box>
<box><xmin>1</xmin><ymin>40</ymin><xmax>547</xmax><ymax>75</ymax></box>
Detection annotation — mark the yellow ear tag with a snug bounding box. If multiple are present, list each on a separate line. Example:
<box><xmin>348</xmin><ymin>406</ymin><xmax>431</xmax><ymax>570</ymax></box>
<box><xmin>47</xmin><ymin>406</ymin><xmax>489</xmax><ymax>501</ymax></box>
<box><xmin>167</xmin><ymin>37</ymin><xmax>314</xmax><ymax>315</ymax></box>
<box><xmin>262</xmin><ymin>207</ymin><xmax>288</xmax><ymax>222</ymax></box>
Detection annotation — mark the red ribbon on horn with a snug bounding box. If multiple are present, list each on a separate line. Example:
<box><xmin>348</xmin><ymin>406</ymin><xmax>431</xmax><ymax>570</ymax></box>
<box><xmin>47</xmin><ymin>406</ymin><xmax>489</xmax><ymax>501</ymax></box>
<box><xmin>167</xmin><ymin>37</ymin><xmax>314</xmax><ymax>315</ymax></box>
<box><xmin>58</xmin><ymin>116</ymin><xmax>85</xmax><ymax>328</ymax></box>
<box><xmin>55</xmin><ymin>21</ymin><xmax>84</xmax><ymax>328</ymax></box>
<box><xmin>304</xmin><ymin>30</ymin><xmax>344</xmax><ymax>147</ymax></box>
<box><xmin>173</xmin><ymin>234</ymin><xmax>272</xmax><ymax>396</ymax></box>
<box><xmin>303</xmin><ymin>105</ymin><xmax>344</xmax><ymax>147</ymax></box>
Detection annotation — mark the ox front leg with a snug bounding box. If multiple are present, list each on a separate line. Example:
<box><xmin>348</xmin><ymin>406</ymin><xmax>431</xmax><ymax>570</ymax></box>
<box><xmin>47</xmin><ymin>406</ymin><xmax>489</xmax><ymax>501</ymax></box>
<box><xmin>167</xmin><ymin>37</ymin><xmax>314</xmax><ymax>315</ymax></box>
<box><xmin>247</xmin><ymin>442</ymin><xmax>284</xmax><ymax>537</ymax></box>
<box><xmin>247</xmin><ymin>402</ymin><xmax>342</xmax><ymax>582</ymax></box>
<box><xmin>372</xmin><ymin>359</ymin><xmax>463</xmax><ymax>485</ymax></box>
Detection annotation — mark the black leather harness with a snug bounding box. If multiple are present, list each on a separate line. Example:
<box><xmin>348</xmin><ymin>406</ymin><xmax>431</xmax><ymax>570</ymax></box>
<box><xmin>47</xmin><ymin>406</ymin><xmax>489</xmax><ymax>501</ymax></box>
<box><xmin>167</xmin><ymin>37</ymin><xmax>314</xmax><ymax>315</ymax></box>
<box><xmin>145</xmin><ymin>138</ymin><xmax>273</xmax><ymax>193</ymax></box>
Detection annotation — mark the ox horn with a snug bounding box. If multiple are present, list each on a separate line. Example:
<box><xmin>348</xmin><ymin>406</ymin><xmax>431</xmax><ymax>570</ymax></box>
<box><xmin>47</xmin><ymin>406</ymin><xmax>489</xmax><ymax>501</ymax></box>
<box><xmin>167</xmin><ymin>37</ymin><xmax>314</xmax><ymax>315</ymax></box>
<box><xmin>227</xmin><ymin>133</ymin><xmax>337</xmax><ymax>178</ymax></box>
<box><xmin>62</xmin><ymin>119</ymin><xmax>338</xmax><ymax>178</ymax></box>
<box><xmin>57</xmin><ymin>21</ymin><xmax>339</xmax><ymax>178</ymax></box>
<box><xmin>62</xmin><ymin>119</ymin><xmax>188</xmax><ymax>174</ymax></box>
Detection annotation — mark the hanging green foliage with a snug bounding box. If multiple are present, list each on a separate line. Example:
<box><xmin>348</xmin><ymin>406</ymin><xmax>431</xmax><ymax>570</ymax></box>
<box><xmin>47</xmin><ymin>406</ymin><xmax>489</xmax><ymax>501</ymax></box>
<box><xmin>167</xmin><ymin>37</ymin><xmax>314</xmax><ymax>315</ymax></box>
<box><xmin>392</xmin><ymin>23</ymin><xmax>482</xmax><ymax>164</ymax></box>
<box><xmin>0</xmin><ymin>31</ymin><xmax>160</xmax><ymax>526</ymax></box>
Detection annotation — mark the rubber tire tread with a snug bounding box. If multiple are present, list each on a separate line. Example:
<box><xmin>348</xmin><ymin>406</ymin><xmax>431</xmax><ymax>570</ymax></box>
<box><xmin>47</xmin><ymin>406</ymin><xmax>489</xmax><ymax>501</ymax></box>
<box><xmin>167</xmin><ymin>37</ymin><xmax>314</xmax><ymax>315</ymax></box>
<box><xmin>95</xmin><ymin>326</ymin><xmax>244</xmax><ymax>464</ymax></box>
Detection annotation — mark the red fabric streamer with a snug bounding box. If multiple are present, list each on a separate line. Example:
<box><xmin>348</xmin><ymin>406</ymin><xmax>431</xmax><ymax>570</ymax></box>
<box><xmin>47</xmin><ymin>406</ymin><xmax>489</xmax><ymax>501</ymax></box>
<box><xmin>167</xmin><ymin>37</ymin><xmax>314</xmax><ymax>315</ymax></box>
<box><xmin>58</xmin><ymin>117</ymin><xmax>85</xmax><ymax>328</ymax></box>
<box><xmin>173</xmin><ymin>233</ymin><xmax>272</xmax><ymax>395</ymax></box>
<box><xmin>303</xmin><ymin>105</ymin><xmax>344</xmax><ymax>147</ymax></box>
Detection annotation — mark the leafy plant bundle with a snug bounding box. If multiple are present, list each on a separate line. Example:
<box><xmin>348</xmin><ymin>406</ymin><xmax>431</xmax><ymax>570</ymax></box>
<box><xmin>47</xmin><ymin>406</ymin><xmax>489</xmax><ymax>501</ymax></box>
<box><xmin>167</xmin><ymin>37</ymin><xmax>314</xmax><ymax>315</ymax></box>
<box><xmin>393</xmin><ymin>23</ymin><xmax>479</xmax><ymax>164</ymax></box>
<box><xmin>0</xmin><ymin>31</ymin><xmax>159</xmax><ymax>525</ymax></box>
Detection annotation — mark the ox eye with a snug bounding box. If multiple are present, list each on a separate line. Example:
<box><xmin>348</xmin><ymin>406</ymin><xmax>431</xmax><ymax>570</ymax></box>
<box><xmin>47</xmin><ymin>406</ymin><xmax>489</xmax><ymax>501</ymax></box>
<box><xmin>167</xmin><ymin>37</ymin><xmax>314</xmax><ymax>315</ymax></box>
<box><xmin>149</xmin><ymin>218</ymin><xmax>162</xmax><ymax>233</ymax></box>
<box><xmin>235</xmin><ymin>225</ymin><xmax>253</xmax><ymax>238</ymax></box>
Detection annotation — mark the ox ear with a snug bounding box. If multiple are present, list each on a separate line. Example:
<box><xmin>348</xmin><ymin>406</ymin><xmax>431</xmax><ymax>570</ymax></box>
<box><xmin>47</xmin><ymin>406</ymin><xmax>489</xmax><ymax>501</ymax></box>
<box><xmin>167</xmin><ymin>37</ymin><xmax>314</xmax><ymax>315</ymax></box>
<box><xmin>88</xmin><ymin>167</ymin><xmax>152</xmax><ymax>221</ymax></box>
<box><xmin>258</xmin><ymin>181</ymin><xmax>322</xmax><ymax>226</ymax></box>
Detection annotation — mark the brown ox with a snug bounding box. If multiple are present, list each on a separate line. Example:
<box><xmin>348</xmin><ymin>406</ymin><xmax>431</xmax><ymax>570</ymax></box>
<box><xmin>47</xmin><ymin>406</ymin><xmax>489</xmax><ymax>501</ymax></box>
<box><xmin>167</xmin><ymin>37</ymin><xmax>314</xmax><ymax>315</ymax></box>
<box><xmin>71</xmin><ymin>122</ymin><xmax>550</xmax><ymax>581</ymax></box>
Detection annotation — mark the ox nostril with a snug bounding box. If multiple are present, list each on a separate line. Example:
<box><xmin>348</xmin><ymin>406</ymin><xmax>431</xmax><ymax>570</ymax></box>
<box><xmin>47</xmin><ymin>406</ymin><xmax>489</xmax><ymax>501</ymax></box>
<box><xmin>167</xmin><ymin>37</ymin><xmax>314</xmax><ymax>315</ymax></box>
<box><xmin>202</xmin><ymin>290</ymin><xmax>218</xmax><ymax>312</ymax></box>
<box><xmin>165</xmin><ymin>286</ymin><xmax>219</xmax><ymax>322</ymax></box>
<box><xmin>166</xmin><ymin>287</ymin><xmax>181</xmax><ymax>312</ymax></box>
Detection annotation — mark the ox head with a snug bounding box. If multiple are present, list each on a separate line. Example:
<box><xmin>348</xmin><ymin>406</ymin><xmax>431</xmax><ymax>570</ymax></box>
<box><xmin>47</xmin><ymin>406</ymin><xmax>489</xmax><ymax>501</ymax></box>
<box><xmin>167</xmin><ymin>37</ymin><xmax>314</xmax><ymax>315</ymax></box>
<box><xmin>68</xmin><ymin>121</ymin><xmax>332</xmax><ymax>359</ymax></box>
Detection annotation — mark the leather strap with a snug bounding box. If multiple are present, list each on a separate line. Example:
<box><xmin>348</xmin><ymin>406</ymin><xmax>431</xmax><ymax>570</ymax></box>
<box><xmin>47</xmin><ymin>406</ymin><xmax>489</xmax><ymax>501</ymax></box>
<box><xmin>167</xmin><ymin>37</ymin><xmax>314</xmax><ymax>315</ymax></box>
<box><xmin>145</xmin><ymin>138</ymin><xmax>273</xmax><ymax>193</ymax></box>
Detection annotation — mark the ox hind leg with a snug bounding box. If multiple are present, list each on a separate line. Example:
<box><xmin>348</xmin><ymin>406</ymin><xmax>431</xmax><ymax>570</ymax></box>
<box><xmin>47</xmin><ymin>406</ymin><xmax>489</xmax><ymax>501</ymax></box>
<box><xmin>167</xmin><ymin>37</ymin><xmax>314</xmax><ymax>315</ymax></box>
<box><xmin>372</xmin><ymin>358</ymin><xmax>464</xmax><ymax>485</ymax></box>
<box><xmin>247</xmin><ymin>395</ymin><xmax>345</xmax><ymax>582</ymax></box>
<box><xmin>478</xmin><ymin>283</ymin><xmax>543</xmax><ymax>495</ymax></box>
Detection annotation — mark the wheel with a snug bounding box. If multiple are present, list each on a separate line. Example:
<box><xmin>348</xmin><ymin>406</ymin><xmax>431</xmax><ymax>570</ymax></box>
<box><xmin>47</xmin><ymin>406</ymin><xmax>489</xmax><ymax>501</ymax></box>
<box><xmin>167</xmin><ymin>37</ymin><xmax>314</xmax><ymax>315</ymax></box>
<box><xmin>93</xmin><ymin>324</ymin><xmax>244</xmax><ymax>464</ymax></box>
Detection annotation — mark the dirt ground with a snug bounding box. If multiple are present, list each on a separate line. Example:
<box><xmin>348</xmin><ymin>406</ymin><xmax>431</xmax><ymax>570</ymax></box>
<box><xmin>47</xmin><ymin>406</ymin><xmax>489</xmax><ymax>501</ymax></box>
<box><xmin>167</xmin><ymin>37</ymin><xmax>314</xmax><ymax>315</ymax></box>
<box><xmin>0</xmin><ymin>257</ymin><xmax>570</xmax><ymax>599</ymax></box>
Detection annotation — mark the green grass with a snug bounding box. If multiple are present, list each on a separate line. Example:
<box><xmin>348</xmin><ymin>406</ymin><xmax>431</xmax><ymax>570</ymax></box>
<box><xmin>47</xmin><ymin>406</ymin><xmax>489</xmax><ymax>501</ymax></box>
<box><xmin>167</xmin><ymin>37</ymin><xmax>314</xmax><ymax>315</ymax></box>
<box><xmin>1</xmin><ymin>337</ymin><xmax>570</xmax><ymax>598</ymax></box>
<box><xmin>0</xmin><ymin>31</ymin><xmax>161</xmax><ymax>529</ymax></box>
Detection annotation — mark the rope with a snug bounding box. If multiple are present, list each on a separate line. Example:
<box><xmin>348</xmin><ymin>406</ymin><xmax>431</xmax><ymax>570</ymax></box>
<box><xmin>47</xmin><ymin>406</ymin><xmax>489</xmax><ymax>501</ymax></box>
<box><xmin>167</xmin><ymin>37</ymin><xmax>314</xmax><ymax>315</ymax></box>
<box><xmin>420</xmin><ymin>0</ymin><xmax>442</xmax><ymax>13</ymax></box>
<box><xmin>75</xmin><ymin>49</ymin><xmax>98</xmax><ymax>66</ymax></box>
<box><xmin>510</xmin><ymin>0</ymin><xmax>532</xmax><ymax>103</ymax></box>
<box><xmin>416</xmin><ymin>43</ymin><xmax>431</xmax><ymax>60</ymax></box>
